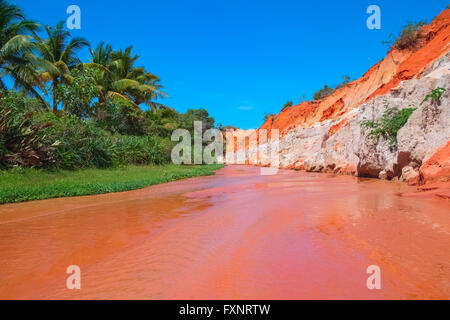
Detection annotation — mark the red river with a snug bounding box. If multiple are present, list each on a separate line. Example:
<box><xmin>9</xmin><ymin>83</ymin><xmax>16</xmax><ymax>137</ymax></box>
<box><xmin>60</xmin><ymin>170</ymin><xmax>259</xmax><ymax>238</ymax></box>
<box><xmin>0</xmin><ymin>165</ymin><xmax>449</xmax><ymax>299</ymax></box>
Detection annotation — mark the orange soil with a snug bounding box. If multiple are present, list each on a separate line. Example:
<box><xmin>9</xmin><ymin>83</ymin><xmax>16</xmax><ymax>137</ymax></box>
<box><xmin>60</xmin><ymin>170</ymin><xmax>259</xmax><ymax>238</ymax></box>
<box><xmin>329</xmin><ymin>119</ymin><xmax>349</xmax><ymax>135</ymax></box>
<box><xmin>416</xmin><ymin>142</ymin><xmax>450</xmax><ymax>199</ymax></box>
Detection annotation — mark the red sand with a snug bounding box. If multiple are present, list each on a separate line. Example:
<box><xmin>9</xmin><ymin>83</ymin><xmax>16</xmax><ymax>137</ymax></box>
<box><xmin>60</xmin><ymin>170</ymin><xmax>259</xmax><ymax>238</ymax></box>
<box><xmin>414</xmin><ymin>141</ymin><xmax>450</xmax><ymax>199</ymax></box>
<box><xmin>0</xmin><ymin>166</ymin><xmax>449</xmax><ymax>300</ymax></box>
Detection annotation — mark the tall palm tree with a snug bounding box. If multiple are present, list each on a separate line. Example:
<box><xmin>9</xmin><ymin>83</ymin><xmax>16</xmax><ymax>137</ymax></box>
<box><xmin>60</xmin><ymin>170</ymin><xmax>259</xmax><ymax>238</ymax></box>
<box><xmin>86</xmin><ymin>42</ymin><xmax>131</xmax><ymax>105</ymax></box>
<box><xmin>0</xmin><ymin>0</ymin><xmax>44</xmax><ymax>103</ymax></box>
<box><xmin>35</xmin><ymin>21</ymin><xmax>89</xmax><ymax>113</ymax></box>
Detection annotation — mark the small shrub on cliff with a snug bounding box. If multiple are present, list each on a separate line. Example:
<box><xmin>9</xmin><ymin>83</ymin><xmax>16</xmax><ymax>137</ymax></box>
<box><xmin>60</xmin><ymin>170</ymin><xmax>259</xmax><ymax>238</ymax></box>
<box><xmin>263</xmin><ymin>112</ymin><xmax>275</xmax><ymax>123</ymax></box>
<box><xmin>383</xmin><ymin>21</ymin><xmax>427</xmax><ymax>50</ymax></box>
<box><xmin>335</xmin><ymin>75</ymin><xmax>351</xmax><ymax>90</ymax></box>
<box><xmin>361</xmin><ymin>106</ymin><xmax>417</xmax><ymax>145</ymax></box>
<box><xmin>421</xmin><ymin>87</ymin><xmax>446</xmax><ymax>105</ymax></box>
<box><xmin>313</xmin><ymin>85</ymin><xmax>334</xmax><ymax>101</ymax></box>
<box><xmin>282</xmin><ymin>101</ymin><xmax>293</xmax><ymax>110</ymax></box>
<box><xmin>313</xmin><ymin>76</ymin><xmax>351</xmax><ymax>101</ymax></box>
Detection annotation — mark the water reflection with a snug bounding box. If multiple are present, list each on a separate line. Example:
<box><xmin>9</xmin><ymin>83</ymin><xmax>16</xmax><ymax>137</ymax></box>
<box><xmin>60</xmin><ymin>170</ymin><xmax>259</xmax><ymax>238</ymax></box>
<box><xmin>0</xmin><ymin>165</ymin><xmax>449</xmax><ymax>299</ymax></box>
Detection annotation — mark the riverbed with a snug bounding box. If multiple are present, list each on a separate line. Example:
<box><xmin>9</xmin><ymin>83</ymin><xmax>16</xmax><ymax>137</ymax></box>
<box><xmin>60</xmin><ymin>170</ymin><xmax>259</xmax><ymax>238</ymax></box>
<box><xmin>0</xmin><ymin>165</ymin><xmax>449</xmax><ymax>299</ymax></box>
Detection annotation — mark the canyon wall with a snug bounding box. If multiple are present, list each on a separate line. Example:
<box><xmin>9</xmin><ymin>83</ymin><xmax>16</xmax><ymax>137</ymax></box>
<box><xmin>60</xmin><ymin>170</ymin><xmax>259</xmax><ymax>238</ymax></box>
<box><xmin>227</xmin><ymin>10</ymin><xmax>450</xmax><ymax>197</ymax></box>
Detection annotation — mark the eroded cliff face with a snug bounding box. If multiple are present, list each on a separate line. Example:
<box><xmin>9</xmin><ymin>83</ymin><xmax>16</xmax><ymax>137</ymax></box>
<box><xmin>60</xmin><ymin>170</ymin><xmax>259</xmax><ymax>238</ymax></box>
<box><xmin>279</xmin><ymin>59</ymin><xmax>449</xmax><ymax>180</ymax></box>
<box><xmin>228</xmin><ymin>10</ymin><xmax>450</xmax><ymax>197</ymax></box>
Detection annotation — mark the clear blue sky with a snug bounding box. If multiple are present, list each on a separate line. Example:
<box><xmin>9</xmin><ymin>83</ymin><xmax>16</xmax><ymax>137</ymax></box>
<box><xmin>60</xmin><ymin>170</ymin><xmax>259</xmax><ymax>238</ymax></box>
<box><xmin>15</xmin><ymin>0</ymin><xmax>448</xmax><ymax>129</ymax></box>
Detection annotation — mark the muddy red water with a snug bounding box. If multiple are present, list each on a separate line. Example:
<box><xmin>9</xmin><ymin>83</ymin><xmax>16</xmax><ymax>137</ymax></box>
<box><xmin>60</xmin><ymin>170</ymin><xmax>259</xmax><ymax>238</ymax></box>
<box><xmin>0</xmin><ymin>165</ymin><xmax>449</xmax><ymax>299</ymax></box>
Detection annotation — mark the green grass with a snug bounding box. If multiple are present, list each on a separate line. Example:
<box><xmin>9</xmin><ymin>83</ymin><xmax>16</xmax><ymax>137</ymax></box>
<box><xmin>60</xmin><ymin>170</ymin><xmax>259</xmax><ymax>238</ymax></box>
<box><xmin>0</xmin><ymin>164</ymin><xmax>224</xmax><ymax>204</ymax></box>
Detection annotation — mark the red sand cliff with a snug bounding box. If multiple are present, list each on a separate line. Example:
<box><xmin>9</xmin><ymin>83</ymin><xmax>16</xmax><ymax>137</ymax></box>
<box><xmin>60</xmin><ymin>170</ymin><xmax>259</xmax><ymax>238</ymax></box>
<box><xmin>255</xmin><ymin>10</ymin><xmax>450</xmax><ymax>198</ymax></box>
<box><xmin>416</xmin><ymin>142</ymin><xmax>450</xmax><ymax>199</ymax></box>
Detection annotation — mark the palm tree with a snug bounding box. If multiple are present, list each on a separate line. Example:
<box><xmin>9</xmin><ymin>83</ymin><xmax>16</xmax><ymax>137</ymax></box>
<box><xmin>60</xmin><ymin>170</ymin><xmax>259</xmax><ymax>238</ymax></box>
<box><xmin>35</xmin><ymin>21</ymin><xmax>89</xmax><ymax>113</ymax></box>
<box><xmin>86</xmin><ymin>42</ymin><xmax>132</xmax><ymax>105</ymax></box>
<box><xmin>109</xmin><ymin>46</ymin><xmax>167</xmax><ymax>109</ymax></box>
<box><xmin>0</xmin><ymin>0</ymin><xmax>44</xmax><ymax>103</ymax></box>
<box><xmin>85</xmin><ymin>43</ymin><xmax>166</xmax><ymax>113</ymax></box>
<box><xmin>88</xmin><ymin>41</ymin><xmax>113</xmax><ymax>69</ymax></box>
<box><xmin>126</xmin><ymin>67</ymin><xmax>166</xmax><ymax>110</ymax></box>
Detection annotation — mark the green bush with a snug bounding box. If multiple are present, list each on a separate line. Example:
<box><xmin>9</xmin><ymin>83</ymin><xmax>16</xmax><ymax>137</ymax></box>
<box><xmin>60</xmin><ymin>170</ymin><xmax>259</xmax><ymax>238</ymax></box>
<box><xmin>334</xmin><ymin>75</ymin><xmax>351</xmax><ymax>90</ymax></box>
<box><xmin>178</xmin><ymin>108</ymin><xmax>215</xmax><ymax>133</ymax></box>
<box><xmin>56</xmin><ymin>68</ymin><xmax>100</xmax><ymax>118</ymax></box>
<box><xmin>0</xmin><ymin>90</ymin><xmax>45</xmax><ymax>111</ymax></box>
<box><xmin>113</xmin><ymin>135</ymin><xmax>172</xmax><ymax>166</ymax></box>
<box><xmin>421</xmin><ymin>87</ymin><xmax>446</xmax><ymax>105</ymax></box>
<box><xmin>313</xmin><ymin>85</ymin><xmax>334</xmax><ymax>101</ymax></box>
<box><xmin>263</xmin><ymin>112</ymin><xmax>276</xmax><ymax>123</ymax></box>
<box><xmin>98</xmin><ymin>101</ymin><xmax>216</xmax><ymax>139</ymax></box>
<box><xmin>313</xmin><ymin>76</ymin><xmax>350</xmax><ymax>101</ymax></box>
<box><xmin>361</xmin><ymin>106</ymin><xmax>416</xmax><ymax>145</ymax></box>
<box><xmin>0</xmin><ymin>91</ymin><xmax>57</xmax><ymax>169</ymax></box>
<box><xmin>383</xmin><ymin>21</ymin><xmax>427</xmax><ymax>50</ymax></box>
<box><xmin>34</xmin><ymin>114</ymin><xmax>175</xmax><ymax>169</ymax></box>
<box><xmin>98</xmin><ymin>98</ymin><xmax>148</xmax><ymax>136</ymax></box>
<box><xmin>282</xmin><ymin>101</ymin><xmax>293</xmax><ymax>110</ymax></box>
<box><xmin>36</xmin><ymin>113</ymin><xmax>116</xmax><ymax>169</ymax></box>
<box><xmin>144</xmin><ymin>107</ymin><xmax>181</xmax><ymax>138</ymax></box>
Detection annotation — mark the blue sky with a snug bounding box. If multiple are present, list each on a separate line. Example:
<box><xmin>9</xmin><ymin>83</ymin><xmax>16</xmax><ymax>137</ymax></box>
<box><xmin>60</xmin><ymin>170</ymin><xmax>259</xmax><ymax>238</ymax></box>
<box><xmin>14</xmin><ymin>0</ymin><xmax>448</xmax><ymax>129</ymax></box>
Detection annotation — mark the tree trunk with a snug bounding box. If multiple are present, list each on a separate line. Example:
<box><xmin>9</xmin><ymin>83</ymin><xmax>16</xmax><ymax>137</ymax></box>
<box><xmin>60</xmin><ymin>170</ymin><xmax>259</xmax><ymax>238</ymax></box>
<box><xmin>96</xmin><ymin>95</ymin><xmax>106</xmax><ymax>120</ymax></box>
<box><xmin>52</xmin><ymin>80</ymin><xmax>58</xmax><ymax>114</ymax></box>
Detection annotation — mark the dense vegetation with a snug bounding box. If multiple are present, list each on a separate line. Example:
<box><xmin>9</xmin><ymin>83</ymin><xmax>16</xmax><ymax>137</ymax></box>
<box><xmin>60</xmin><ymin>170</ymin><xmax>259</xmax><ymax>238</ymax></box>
<box><xmin>0</xmin><ymin>0</ymin><xmax>217</xmax><ymax>171</ymax></box>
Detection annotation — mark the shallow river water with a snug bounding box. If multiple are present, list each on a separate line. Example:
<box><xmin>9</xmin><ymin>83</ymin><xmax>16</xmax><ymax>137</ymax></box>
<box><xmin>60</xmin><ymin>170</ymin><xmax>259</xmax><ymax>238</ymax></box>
<box><xmin>0</xmin><ymin>165</ymin><xmax>449</xmax><ymax>299</ymax></box>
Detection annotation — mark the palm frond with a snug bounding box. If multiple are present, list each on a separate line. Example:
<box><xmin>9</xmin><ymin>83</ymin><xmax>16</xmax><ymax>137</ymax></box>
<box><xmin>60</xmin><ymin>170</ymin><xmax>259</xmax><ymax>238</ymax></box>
<box><xmin>61</xmin><ymin>37</ymin><xmax>89</xmax><ymax>62</ymax></box>
<box><xmin>106</xmin><ymin>91</ymin><xmax>132</xmax><ymax>102</ymax></box>
<box><xmin>111</xmin><ymin>78</ymin><xmax>140</xmax><ymax>92</ymax></box>
<box><xmin>0</xmin><ymin>34</ymin><xmax>33</xmax><ymax>57</ymax></box>
<box><xmin>54</xmin><ymin>60</ymin><xmax>70</xmax><ymax>75</ymax></box>
<box><xmin>81</xmin><ymin>62</ymin><xmax>110</xmax><ymax>73</ymax></box>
